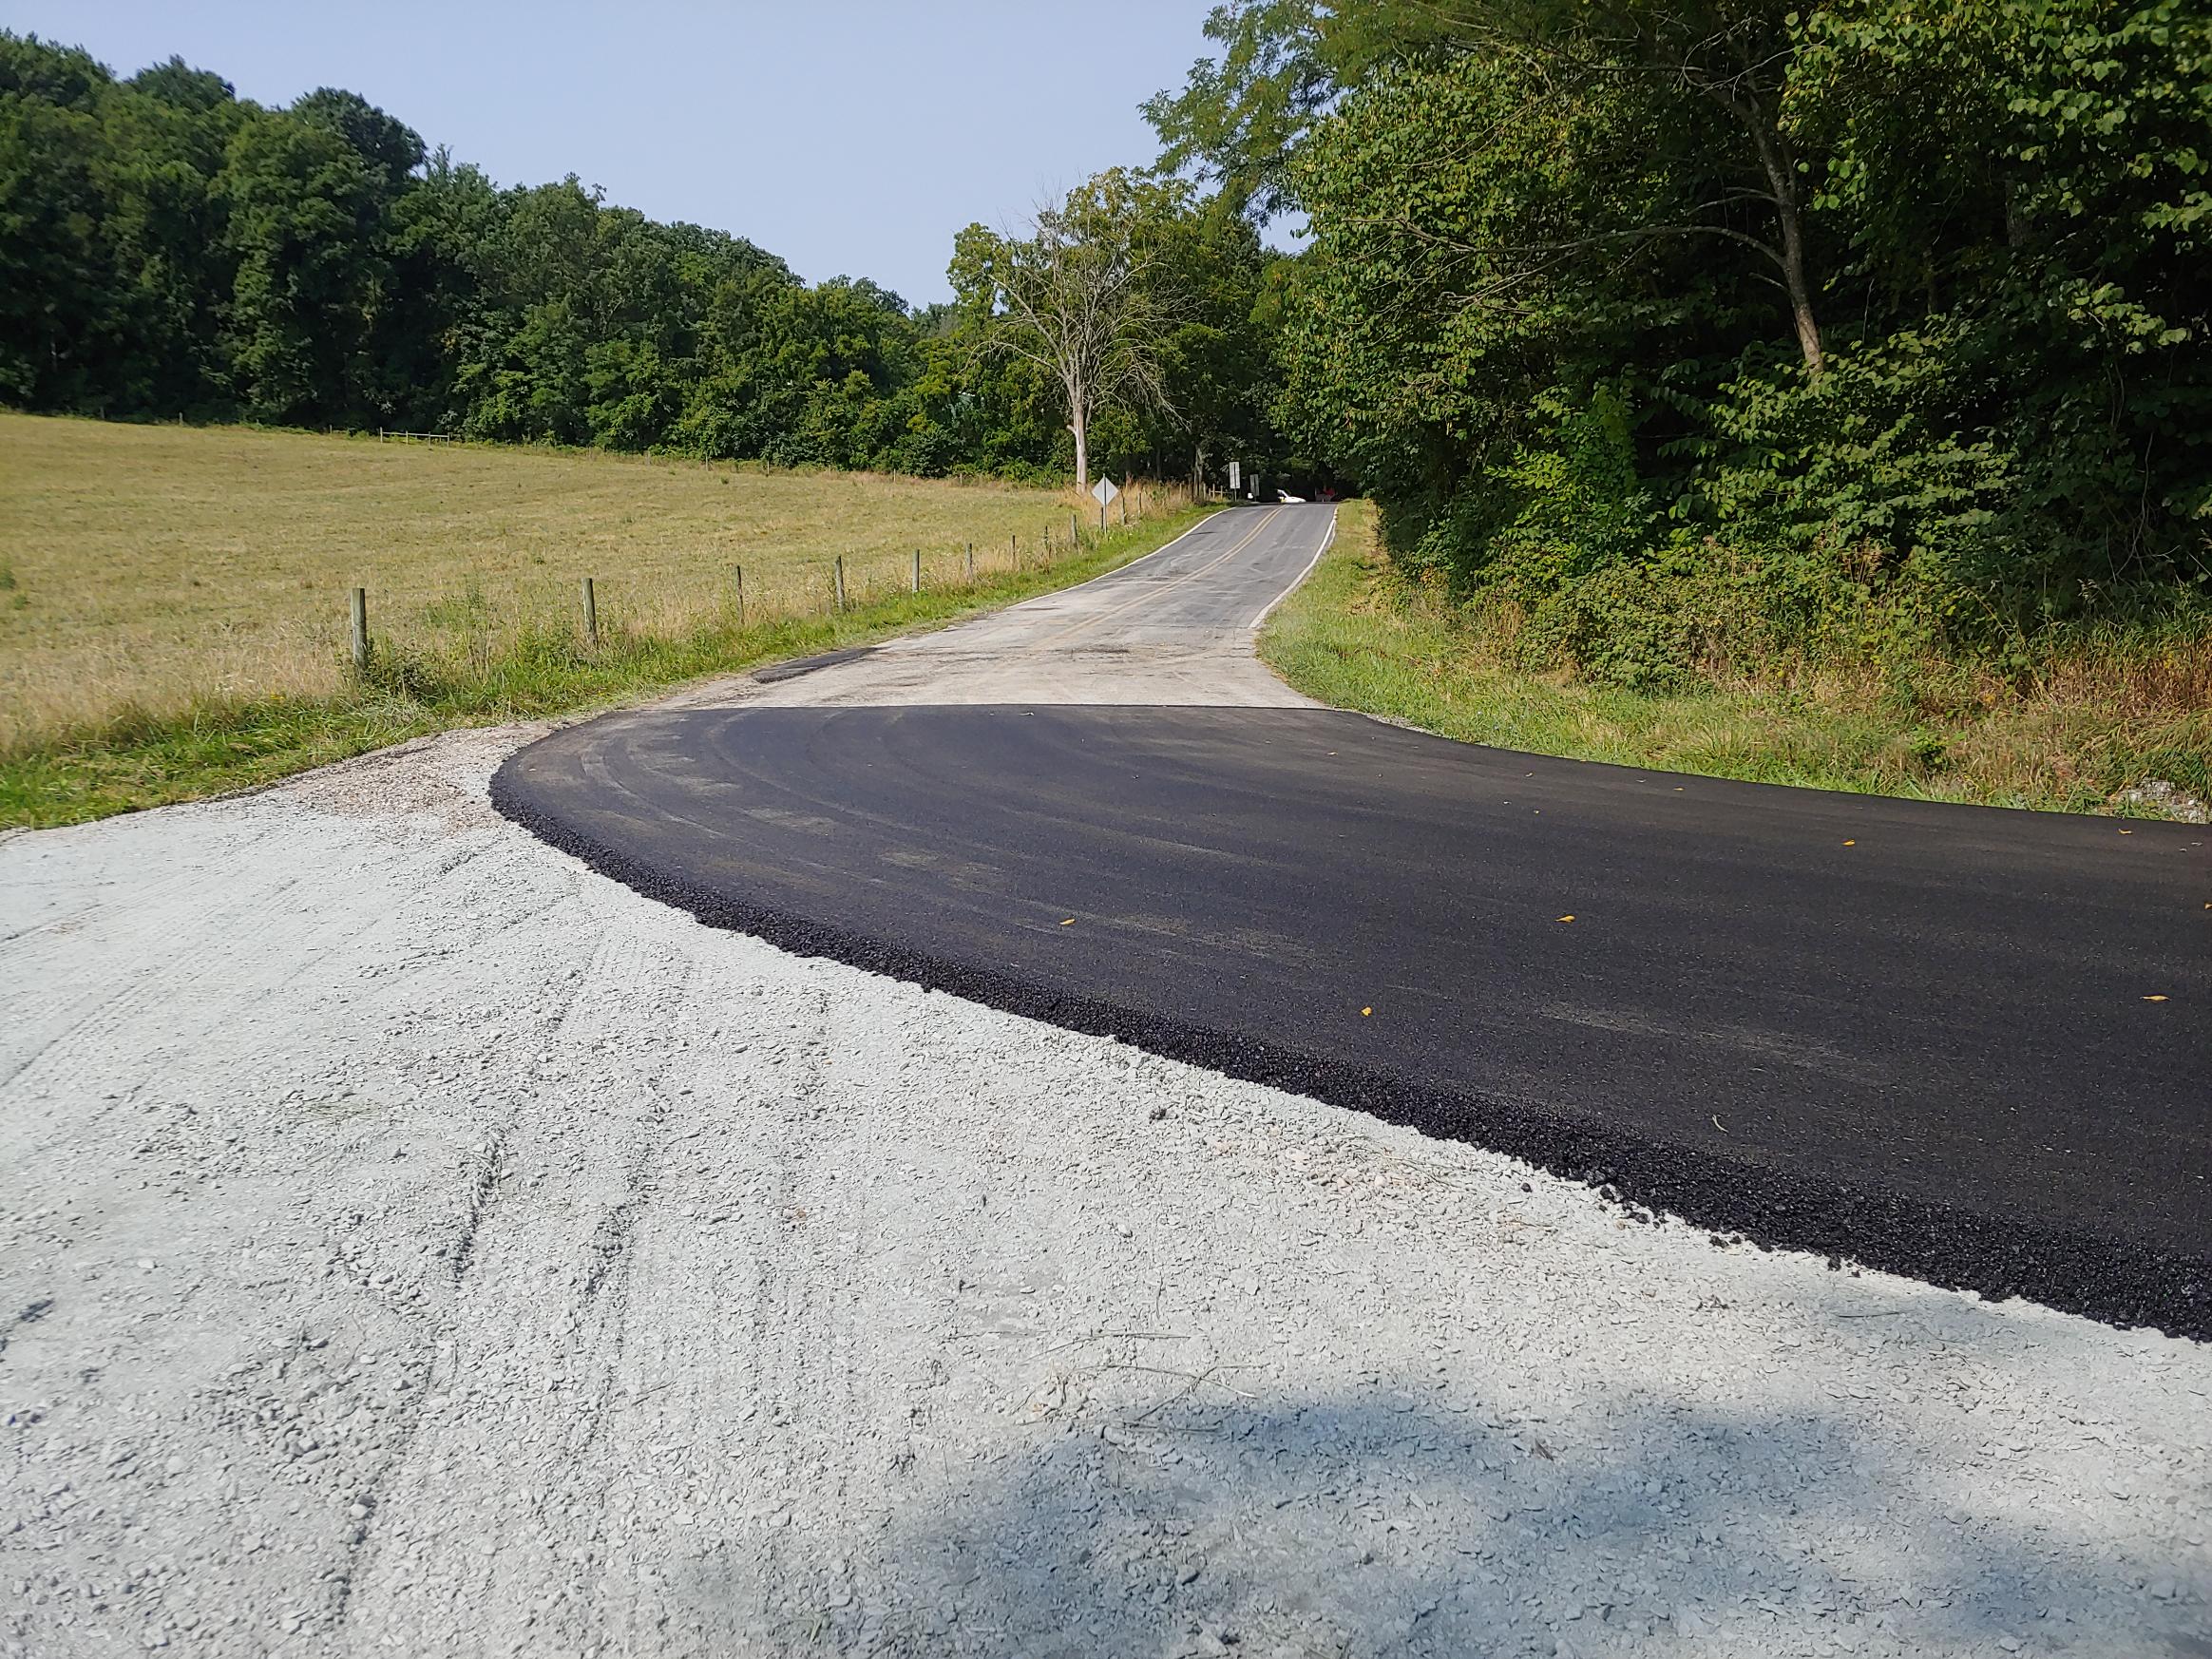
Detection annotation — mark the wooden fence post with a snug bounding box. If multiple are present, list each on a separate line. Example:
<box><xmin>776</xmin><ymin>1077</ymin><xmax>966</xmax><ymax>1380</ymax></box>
<box><xmin>966</xmin><ymin>542</ymin><xmax>975</xmax><ymax>582</ymax></box>
<box><xmin>912</xmin><ymin>548</ymin><xmax>922</xmax><ymax>593</ymax></box>
<box><xmin>1010</xmin><ymin>533</ymin><xmax>1019</xmax><ymax>571</ymax></box>
<box><xmin>833</xmin><ymin>556</ymin><xmax>846</xmax><ymax>612</ymax></box>
<box><xmin>734</xmin><ymin>563</ymin><xmax>744</xmax><ymax>627</ymax></box>
<box><xmin>1069</xmin><ymin>510</ymin><xmax>1077</xmax><ymax>549</ymax></box>
<box><xmin>581</xmin><ymin>577</ymin><xmax>598</xmax><ymax>646</ymax></box>
<box><xmin>350</xmin><ymin>587</ymin><xmax>369</xmax><ymax>675</ymax></box>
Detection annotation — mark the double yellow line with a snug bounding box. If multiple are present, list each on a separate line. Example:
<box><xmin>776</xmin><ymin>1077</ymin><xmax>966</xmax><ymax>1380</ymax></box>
<box><xmin>1029</xmin><ymin>507</ymin><xmax>1283</xmax><ymax>653</ymax></box>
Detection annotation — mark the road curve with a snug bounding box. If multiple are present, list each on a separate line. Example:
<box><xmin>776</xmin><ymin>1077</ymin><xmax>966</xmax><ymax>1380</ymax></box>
<box><xmin>495</xmin><ymin>504</ymin><xmax>2212</xmax><ymax>1337</ymax></box>
<box><xmin>670</xmin><ymin>501</ymin><xmax>1333</xmax><ymax>710</ymax></box>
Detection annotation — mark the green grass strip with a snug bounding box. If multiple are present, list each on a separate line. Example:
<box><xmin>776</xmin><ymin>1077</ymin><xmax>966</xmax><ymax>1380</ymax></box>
<box><xmin>1261</xmin><ymin>505</ymin><xmax>2211</xmax><ymax>819</ymax></box>
<box><xmin>2</xmin><ymin>507</ymin><xmax>1217</xmax><ymax>830</ymax></box>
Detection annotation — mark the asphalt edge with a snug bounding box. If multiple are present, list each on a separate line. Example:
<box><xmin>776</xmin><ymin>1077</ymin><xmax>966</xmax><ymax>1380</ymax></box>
<box><xmin>1248</xmin><ymin>506</ymin><xmax>1336</xmax><ymax>631</ymax></box>
<box><xmin>490</xmin><ymin>754</ymin><xmax>2212</xmax><ymax>1345</ymax></box>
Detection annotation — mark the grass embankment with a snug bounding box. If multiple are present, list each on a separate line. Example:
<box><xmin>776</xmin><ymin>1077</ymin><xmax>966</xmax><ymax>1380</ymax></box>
<box><xmin>1264</xmin><ymin>502</ymin><xmax>2212</xmax><ymax>818</ymax></box>
<box><xmin>0</xmin><ymin>413</ymin><xmax>1206</xmax><ymax>828</ymax></box>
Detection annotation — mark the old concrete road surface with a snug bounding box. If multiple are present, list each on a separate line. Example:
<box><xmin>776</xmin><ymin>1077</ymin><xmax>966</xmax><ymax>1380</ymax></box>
<box><xmin>495</xmin><ymin>502</ymin><xmax>2212</xmax><ymax>1339</ymax></box>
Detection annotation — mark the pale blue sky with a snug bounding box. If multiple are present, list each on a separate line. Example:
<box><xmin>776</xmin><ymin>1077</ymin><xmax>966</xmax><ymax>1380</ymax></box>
<box><xmin>3</xmin><ymin>1</ymin><xmax>1226</xmax><ymax>305</ymax></box>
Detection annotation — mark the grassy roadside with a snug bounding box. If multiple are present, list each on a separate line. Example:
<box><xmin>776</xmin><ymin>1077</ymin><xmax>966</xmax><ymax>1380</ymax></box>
<box><xmin>1</xmin><ymin>506</ymin><xmax>1215</xmax><ymax>830</ymax></box>
<box><xmin>0</xmin><ymin>411</ymin><xmax>1099</xmax><ymax>749</ymax></box>
<box><xmin>1262</xmin><ymin>502</ymin><xmax>2212</xmax><ymax>818</ymax></box>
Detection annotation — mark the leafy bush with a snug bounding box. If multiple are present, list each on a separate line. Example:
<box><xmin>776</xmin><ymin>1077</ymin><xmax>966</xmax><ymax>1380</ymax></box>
<box><xmin>1238</xmin><ymin>0</ymin><xmax>2212</xmax><ymax>683</ymax></box>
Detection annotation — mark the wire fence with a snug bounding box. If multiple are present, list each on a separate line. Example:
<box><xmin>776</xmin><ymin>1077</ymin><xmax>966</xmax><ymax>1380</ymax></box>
<box><xmin>342</xmin><ymin>481</ymin><xmax>1205</xmax><ymax>678</ymax></box>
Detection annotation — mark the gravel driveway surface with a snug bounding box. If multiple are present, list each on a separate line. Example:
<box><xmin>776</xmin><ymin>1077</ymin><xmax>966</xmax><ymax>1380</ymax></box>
<box><xmin>4</xmin><ymin>502</ymin><xmax>2207</xmax><ymax>1656</ymax></box>
<box><xmin>4</xmin><ymin>732</ymin><xmax>2207</xmax><ymax>1658</ymax></box>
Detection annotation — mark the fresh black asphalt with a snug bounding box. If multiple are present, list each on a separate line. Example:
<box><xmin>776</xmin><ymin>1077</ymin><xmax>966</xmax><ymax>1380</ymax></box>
<box><xmin>493</xmin><ymin>536</ymin><xmax>2210</xmax><ymax>1340</ymax></box>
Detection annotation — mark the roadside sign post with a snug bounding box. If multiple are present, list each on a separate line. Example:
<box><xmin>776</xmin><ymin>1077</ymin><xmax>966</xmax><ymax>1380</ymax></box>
<box><xmin>1092</xmin><ymin>474</ymin><xmax>1119</xmax><ymax>533</ymax></box>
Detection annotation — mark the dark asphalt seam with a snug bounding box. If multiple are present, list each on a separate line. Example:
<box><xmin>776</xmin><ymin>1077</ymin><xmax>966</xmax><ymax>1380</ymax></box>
<box><xmin>491</xmin><ymin>762</ymin><xmax>2211</xmax><ymax>1344</ymax></box>
<box><xmin>751</xmin><ymin>646</ymin><xmax>879</xmax><ymax>685</ymax></box>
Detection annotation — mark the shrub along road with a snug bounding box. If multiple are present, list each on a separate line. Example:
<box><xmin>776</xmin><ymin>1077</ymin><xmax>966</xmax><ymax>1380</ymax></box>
<box><xmin>496</xmin><ymin>504</ymin><xmax>2211</xmax><ymax>1339</ymax></box>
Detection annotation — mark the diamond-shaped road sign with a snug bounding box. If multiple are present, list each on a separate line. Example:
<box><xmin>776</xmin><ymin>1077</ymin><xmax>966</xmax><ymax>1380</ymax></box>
<box><xmin>1091</xmin><ymin>476</ymin><xmax>1120</xmax><ymax>506</ymax></box>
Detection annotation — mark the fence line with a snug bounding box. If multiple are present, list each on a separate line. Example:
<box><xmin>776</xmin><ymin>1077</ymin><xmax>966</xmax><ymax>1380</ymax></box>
<box><xmin>343</xmin><ymin>485</ymin><xmax>1207</xmax><ymax>676</ymax></box>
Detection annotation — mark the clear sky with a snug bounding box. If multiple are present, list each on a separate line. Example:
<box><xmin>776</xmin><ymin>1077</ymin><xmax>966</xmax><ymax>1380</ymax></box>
<box><xmin>3</xmin><ymin>0</ymin><xmax>1225</xmax><ymax>306</ymax></box>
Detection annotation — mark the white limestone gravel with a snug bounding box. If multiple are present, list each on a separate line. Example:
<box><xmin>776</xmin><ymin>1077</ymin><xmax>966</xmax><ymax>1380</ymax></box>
<box><xmin>3</xmin><ymin>725</ymin><xmax>2208</xmax><ymax>1659</ymax></box>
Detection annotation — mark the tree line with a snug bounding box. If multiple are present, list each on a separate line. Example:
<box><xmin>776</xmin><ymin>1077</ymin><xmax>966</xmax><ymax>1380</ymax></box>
<box><xmin>9</xmin><ymin>8</ymin><xmax>2209</xmax><ymax>663</ymax></box>
<box><xmin>1153</xmin><ymin>0</ymin><xmax>2210</xmax><ymax>671</ymax></box>
<box><xmin>0</xmin><ymin>32</ymin><xmax>1282</xmax><ymax>486</ymax></box>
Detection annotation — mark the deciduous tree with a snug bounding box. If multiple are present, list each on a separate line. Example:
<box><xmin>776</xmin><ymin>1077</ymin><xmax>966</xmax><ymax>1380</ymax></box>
<box><xmin>951</xmin><ymin>171</ymin><xmax>1182</xmax><ymax>489</ymax></box>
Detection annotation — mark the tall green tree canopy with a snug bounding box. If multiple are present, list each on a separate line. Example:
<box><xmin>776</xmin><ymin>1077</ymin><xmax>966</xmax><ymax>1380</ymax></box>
<box><xmin>1153</xmin><ymin>0</ymin><xmax>2212</xmax><ymax>667</ymax></box>
<box><xmin>0</xmin><ymin>30</ymin><xmax>1287</xmax><ymax>486</ymax></box>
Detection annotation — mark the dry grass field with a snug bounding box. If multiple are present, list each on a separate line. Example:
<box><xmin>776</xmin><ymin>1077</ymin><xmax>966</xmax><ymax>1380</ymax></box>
<box><xmin>0</xmin><ymin>413</ymin><xmax>1206</xmax><ymax>826</ymax></box>
<box><xmin>0</xmin><ymin>413</ymin><xmax>1162</xmax><ymax>753</ymax></box>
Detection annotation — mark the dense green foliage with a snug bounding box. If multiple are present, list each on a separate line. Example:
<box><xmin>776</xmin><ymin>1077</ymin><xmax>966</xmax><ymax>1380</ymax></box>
<box><xmin>13</xmin><ymin>11</ymin><xmax>2210</xmax><ymax>683</ymax></box>
<box><xmin>1154</xmin><ymin>0</ymin><xmax>2212</xmax><ymax>682</ymax></box>
<box><xmin>949</xmin><ymin>168</ymin><xmax>1281</xmax><ymax>486</ymax></box>
<box><xmin>0</xmin><ymin>33</ymin><xmax>1278</xmax><ymax>483</ymax></box>
<box><xmin>1261</xmin><ymin>504</ymin><xmax>2212</xmax><ymax>813</ymax></box>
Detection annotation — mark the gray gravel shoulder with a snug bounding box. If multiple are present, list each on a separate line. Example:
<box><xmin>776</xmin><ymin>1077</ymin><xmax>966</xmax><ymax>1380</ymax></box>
<box><xmin>2</xmin><ymin>726</ymin><xmax>2208</xmax><ymax>1659</ymax></box>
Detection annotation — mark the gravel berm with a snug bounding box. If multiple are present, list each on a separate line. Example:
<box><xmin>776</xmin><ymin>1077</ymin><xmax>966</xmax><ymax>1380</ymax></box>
<box><xmin>3</xmin><ymin>730</ymin><xmax>2208</xmax><ymax>1659</ymax></box>
<box><xmin>489</xmin><ymin>702</ymin><xmax>2212</xmax><ymax>1343</ymax></box>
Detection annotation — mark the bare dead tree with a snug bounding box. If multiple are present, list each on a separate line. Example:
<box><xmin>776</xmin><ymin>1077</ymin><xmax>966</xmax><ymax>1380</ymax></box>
<box><xmin>962</xmin><ymin>181</ymin><xmax>1177</xmax><ymax>488</ymax></box>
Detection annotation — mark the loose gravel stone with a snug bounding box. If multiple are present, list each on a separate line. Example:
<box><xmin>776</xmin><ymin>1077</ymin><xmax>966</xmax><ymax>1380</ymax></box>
<box><xmin>0</xmin><ymin>724</ymin><xmax>2206</xmax><ymax>1659</ymax></box>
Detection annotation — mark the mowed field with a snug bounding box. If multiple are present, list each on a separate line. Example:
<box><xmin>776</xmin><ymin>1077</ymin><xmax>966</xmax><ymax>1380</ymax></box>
<box><xmin>0</xmin><ymin>413</ymin><xmax>1087</xmax><ymax>753</ymax></box>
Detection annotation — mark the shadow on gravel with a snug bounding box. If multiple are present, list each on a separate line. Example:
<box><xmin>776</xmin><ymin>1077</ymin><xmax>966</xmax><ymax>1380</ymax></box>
<box><xmin>710</xmin><ymin>1388</ymin><xmax>2202</xmax><ymax>1657</ymax></box>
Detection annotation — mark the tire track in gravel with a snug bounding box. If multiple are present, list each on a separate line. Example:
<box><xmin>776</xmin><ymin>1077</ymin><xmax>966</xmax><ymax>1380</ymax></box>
<box><xmin>441</xmin><ymin>1131</ymin><xmax>508</xmax><ymax>1287</ymax></box>
<box><xmin>783</xmin><ymin>1000</ymin><xmax>945</xmax><ymax>1654</ymax></box>
<box><xmin>734</xmin><ymin>980</ymin><xmax>845</xmax><ymax>1653</ymax></box>
<box><xmin>0</xmin><ymin>859</ymin><xmax>317</xmax><ymax>1099</ymax></box>
<box><xmin>11</xmin><ymin>531</ymin><xmax>2212</xmax><ymax>1658</ymax></box>
<box><xmin>0</xmin><ymin>814</ymin><xmax>289</xmax><ymax>953</ymax></box>
<box><xmin>322</xmin><ymin>916</ymin><xmax>686</xmax><ymax>1649</ymax></box>
<box><xmin>728</xmin><ymin>984</ymin><xmax>951</xmax><ymax>1655</ymax></box>
<box><xmin>302</xmin><ymin>909</ymin><xmax>612</xmax><ymax>1641</ymax></box>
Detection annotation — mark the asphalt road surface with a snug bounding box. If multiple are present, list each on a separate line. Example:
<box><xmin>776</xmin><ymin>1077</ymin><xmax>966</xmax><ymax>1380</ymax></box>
<box><xmin>692</xmin><ymin>502</ymin><xmax>1330</xmax><ymax>708</ymax></box>
<box><xmin>497</xmin><ymin>504</ymin><xmax>2212</xmax><ymax>1337</ymax></box>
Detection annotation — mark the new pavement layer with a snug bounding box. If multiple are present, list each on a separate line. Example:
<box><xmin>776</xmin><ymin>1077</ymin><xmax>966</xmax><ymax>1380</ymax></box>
<box><xmin>496</xmin><ymin>504</ymin><xmax>2212</xmax><ymax>1337</ymax></box>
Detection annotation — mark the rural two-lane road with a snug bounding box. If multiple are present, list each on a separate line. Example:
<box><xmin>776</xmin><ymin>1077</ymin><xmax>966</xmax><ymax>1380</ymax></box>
<box><xmin>496</xmin><ymin>504</ymin><xmax>2212</xmax><ymax>1336</ymax></box>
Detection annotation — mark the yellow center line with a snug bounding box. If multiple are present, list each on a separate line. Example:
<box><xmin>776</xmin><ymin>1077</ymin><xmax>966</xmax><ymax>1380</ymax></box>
<box><xmin>1025</xmin><ymin>506</ymin><xmax>1284</xmax><ymax>654</ymax></box>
